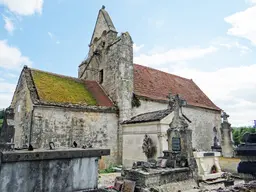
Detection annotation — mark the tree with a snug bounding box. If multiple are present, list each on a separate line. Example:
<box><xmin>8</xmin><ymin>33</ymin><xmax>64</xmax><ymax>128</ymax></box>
<box><xmin>0</xmin><ymin>109</ymin><xmax>4</xmax><ymax>119</ymax></box>
<box><xmin>232</xmin><ymin>126</ymin><xmax>256</xmax><ymax>145</ymax></box>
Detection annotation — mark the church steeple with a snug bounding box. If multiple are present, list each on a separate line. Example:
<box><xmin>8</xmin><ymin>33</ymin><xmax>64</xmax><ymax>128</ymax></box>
<box><xmin>89</xmin><ymin>6</ymin><xmax>117</xmax><ymax>46</ymax></box>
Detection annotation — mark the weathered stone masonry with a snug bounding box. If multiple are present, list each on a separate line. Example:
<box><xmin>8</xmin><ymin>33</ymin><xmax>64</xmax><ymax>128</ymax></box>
<box><xmin>79</xmin><ymin>7</ymin><xmax>134</xmax><ymax>163</ymax></box>
<box><xmin>10</xmin><ymin>66</ymin><xmax>119</xmax><ymax>167</ymax></box>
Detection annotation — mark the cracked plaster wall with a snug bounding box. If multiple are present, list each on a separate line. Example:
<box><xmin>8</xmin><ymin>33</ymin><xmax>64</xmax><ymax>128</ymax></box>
<box><xmin>132</xmin><ymin>99</ymin><xmax>221</xmax><ymax>151</ymax></box>
<box><xmin>30</xmin><ymin>107</ymin><xmax>118</xmax><ymax>167</ymax></box>
<box><xmin>11</xmin><ymin>71</ymin><xmax>33</xmax><ymax>148</ymax></box>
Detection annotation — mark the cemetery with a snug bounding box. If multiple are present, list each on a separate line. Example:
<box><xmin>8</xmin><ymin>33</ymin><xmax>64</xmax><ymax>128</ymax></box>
<box><xmin>0</xmin><ymin>4</ymin><xmax>255</xmax><ymax>192</ymax></box>
<box><xmin>1</xmin><ymin>92</ymin><xmax>255</xmax><ymax>192</ymax></box>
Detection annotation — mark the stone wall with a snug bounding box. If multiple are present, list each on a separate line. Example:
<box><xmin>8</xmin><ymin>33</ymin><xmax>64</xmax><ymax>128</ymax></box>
<box><xmin>0</xmin><ymin>148</ymin><xmax>110</xmax><ymax>192</ymax></box>
<box><xmin>11</xmin><ymin>69</ymin><xmax>33</xmax><ymax>148</ymax></box>
<box><xmin>122</xmin><ymin>122</ymin><xmax>160</xmax><ymax>167</ymax></box>
<box><xmin>132</xmin><ymin>99</ymin><xmax>221</xmax><ymax>151</ymax></box>
<box><xmin>79</xmin><ymin>31</ymin><xmax>134</xmax><ymax>163</ymax></box>
<box><xmin>30</xmin><ymin>106</ymin><xmax>118</xmax><ymax>167</ymax></box>
<box><xmin>182</xmin><ymin>106</ymin><xmax>221</xmax><ymax>151</ymax></box>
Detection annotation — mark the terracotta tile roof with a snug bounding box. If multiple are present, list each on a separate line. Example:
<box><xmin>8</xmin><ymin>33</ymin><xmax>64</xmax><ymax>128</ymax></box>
<box><xmin>28</xmin><ymin>68</ymin><xmax>113</xmax><ymax>107</ymax></box>
<box><xmin>85</xmin><ymin>80</ymin><xmax>114</xmax><ymax>107</ymax></box>
<box><xmin>133</xmin><ymin>64</ymin><xmax>221</xmax><ymax>111</ymax></box>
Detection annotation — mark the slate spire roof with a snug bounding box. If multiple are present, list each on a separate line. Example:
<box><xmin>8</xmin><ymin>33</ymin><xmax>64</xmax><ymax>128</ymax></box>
<box><xmin>133</xmin><ymin>64</ymin><xmax>220</xmax><ymax>111</ymax></box>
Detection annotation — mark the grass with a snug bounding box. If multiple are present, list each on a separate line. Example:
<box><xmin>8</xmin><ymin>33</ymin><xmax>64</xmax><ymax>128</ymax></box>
<box><xmin>32</xmin><ymin>70</ymin><xmax>97</xmax><ymax>105</ymax></box>
<box><xmin>0</xmin><ymin>119</ymin><xmax>3</xmax><ymax>129</ymax></box>
<box><xmin>99</xmin><ymin>165</ymin><xmax>116</xmax><ymax>174</ymax></box>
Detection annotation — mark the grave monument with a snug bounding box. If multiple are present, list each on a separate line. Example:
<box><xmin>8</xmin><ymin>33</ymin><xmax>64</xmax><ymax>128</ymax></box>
<box><xmin>0</xmin><ymin>107</ymin><xmax>15</xmax><ymax>151</ymax></box>
<box><xmin>236</xmin><ymin>132</ymin><xmax>256</xmax><ymax>180</ymax></box>
<box><xmin>120</xmin><ymin>94</ymin><xmax>194</xmax><ymax>191</ymax></box>
<box><xmin>220</xmin><ymin>112</ymin><xmax>234</xmax><ymax>157</ymax></box>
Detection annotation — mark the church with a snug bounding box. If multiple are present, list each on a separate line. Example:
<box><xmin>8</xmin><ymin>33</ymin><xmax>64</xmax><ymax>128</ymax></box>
<box><xmin>7</xmin><ymin>7</ymin><xmax>221</xmax><ymax>167</ymax></box>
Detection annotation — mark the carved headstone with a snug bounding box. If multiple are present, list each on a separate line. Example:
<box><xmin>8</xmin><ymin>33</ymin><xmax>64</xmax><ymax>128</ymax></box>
<box><xmin>172</xmin><ymin>137</ymin><xmax>181</xmax><ymax>151</ymax></box>
<box><xmin>165</xmin><ymin>94</ymin><xmax>193</xmax><ymax>169</ymax></box>
<box><xmin>0</xmin><ymin>108</ymin><xmax>15</xmax><ymax>150</ymax></box>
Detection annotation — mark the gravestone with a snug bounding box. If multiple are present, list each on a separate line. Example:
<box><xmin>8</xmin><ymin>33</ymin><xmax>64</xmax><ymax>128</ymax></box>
<box><xmin>220</xmin><ymin>112</ymin><xmax>234</xmax><ymax>157</ymax></box>
<box><xmin>211</xmin><ymin>127</ymin><xmax>222</xmax><ymax>152</ymax></box>
<box><xmin>0</xmin><ymin>108</ymin><xmax>15</xmax><ymax>151</ymax></box>
<box><xmin>236</xmin><ymin>132</ymin><xmax>256</xmax><ymax>179</ymax></box>
<box><xmin>164</xmin><ymin>94</ymin><xmax>193</xmax><ymax>168</ymax></box>
<box><xmin>193</xmin><ymin>151</ymin><xmax>223</xmax><ymax>181</ymax></box>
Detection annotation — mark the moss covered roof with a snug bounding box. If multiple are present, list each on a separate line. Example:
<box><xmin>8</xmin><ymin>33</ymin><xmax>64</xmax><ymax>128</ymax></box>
<box><xmin>30</xmin><ymin>69</ymin><xmax>113</xmax><ymax>107</ymax></box>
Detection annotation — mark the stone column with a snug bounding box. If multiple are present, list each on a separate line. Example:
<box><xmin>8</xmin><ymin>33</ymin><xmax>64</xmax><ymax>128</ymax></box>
<box><xmin>220</xmin><ymin>112</ymin><xmax>234</xmax><ymax>157</ymax></box>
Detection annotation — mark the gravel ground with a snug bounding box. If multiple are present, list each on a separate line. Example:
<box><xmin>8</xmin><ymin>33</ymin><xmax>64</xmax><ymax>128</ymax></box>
<box><xmin>98</xmin><ymin>173</ymin><xmax>245</xmax><ymax>192</ymax></box>
<box><xmin>98</xmin><ymin>173</ymin><xmax>121</xmax><ymax>188</ymax></box>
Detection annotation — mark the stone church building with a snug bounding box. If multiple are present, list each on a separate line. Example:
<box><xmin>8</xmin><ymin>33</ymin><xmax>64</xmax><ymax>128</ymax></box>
<box><xmin>8</xmin><ymin>7</ymin><xmax>221</xmax><ymax>167</ymax></box>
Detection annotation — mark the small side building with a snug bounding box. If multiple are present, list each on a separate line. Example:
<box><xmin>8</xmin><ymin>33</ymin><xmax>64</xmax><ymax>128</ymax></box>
<box><xmin>10</xmin><ymin>66</ymin><xmax>118</xmax><ymax>166</ymax></box>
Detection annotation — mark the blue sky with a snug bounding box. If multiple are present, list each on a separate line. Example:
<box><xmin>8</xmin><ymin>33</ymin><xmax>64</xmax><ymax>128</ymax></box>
<box><xmin>0</xmin><ymin>0</ymin><xmax>256</xmax><ymax>126</ymax></box>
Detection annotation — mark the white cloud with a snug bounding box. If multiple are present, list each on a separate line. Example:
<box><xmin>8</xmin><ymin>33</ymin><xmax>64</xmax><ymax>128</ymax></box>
<box><xmin>0</xmin><ymin>81</ymin><xmax>16</xmax><ymax>108</ymax></box>
<box><xmin>47</xmin><ymin>32</ymin><xmax>60</xmax><ymax>44</ymax></box>
<box><xmin>170</xmin><ymin>64</ymin><xmax>256</xmax><ymax>126</ymax></box>
<box><xmin>0</xmin><ymin>92</ymin><xmax>14</xmax><ymax>108</ymax></box>
<box><xmin>148</xmin><ymin>18</ymin><xmax>165</xmax><ymax>28</ymax></box>
<box><xmin>0</xmin><ymin>40</ymin><xmax>32</xmax><ymax>70</ymax></box>
<box><xmin>225</xmin><ymin>6</ymin><xmax>256</xmax><ymax>45</ymax></box>
<box><xmin>212</xmin><ymin>38</ymin><xmax>252</xmax><ymax>55</ymax></box>
<box><xmin>133</xmin><ymin>43</ymin><xmax>144</xmax><ymax>53</ymax></box>
<box><xmin>0</xmin><ymin>82</ymin><xmax>16</xmax><ymax>93</ymax></box>
<box><xmin>2</xmin><ymin>15</ymin><xmax>14</xmax><ymax>33</ymax></box>
<box><xmin>246</xmin><ymin>0</ymin><xmax>256</xmax><ymax>4</ymax></box>
<box><xmin>48</xmin><ymin>32</ymin><xmax>53</xmax><ymax>39</ymax></box>
<box><xmin>0</xmin><ymin>0</ymin><xmax>43</xmax><ymax>16</ymax></box>
<box><xmin>134</xmin><ymin>46</ymin><xmax>217</xmax><ymax>66</ymax></box>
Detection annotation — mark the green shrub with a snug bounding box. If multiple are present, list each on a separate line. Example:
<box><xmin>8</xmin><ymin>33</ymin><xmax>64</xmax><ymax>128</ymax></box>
<box><xmin>0</xmin><ymin>119</ymin><xmax>3</xmax><ymax>129</ymax></box>
<box><xmin>0</xmin><ymin>109</ymin><xmax>4</xmax><ymax>119</ymax></box>
<box><xmin>99</xmin><ymin>164</ymin><xmax>116</xmax><ymax>174</ymax></box>
<box><xmin>232</xmin><ymin>126</ymin><xmax>256</xmax><ymax>146</ymax></box>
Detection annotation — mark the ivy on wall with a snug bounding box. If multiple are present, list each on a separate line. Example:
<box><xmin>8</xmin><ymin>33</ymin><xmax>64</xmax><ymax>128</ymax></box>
<box><xmin>131</xmin><ymin>94</ymin><xmax>141</xmax><ymax>108</ymax></box>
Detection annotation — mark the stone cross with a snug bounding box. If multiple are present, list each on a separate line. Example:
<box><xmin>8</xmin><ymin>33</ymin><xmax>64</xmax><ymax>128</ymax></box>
<box><xmin>221</xmin><ymin>111</ymin><xmax>229</xmax><ymax>123</ymax></box>
<box><xmin>167</xmin><ymin>93</ymin><xmax>186</xmax><ymax>117</ymax></box>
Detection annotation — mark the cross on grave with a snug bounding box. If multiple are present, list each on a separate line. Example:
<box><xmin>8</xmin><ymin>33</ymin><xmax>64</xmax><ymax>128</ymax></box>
<box><xmin>167</xmin><ymin>93</ymin><xmax>187</xmax><ymax>115</ymax></box>
<box><xmin>221</xmin><ymin>111</ymin><xmax>229</xmax><ymax>122</ymax></box>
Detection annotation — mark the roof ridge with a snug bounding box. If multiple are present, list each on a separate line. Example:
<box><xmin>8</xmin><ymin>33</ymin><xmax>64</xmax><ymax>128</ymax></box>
<box><xmin>134</xmin><ymin>64</ymin><xmax>192</xmax><ymax>81</ymax></box>
<box><xmin>131</xmin><ymin>109</ymin><xmax>171</xmax><ymax>119</ymax></box>
<box><xmin>28</xmin><ymin>67</ymin><xmax>82</xmax><ymax>81</ymax></box>
<box><xmin>189</xmin><ymin>79</ymin><xmax>221</xmax><ymax>110</ymax></box>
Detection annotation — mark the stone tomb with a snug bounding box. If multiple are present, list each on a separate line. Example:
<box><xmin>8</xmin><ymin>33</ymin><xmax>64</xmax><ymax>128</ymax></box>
<box><xmin>193</xmin><ymin>151</ymin><xmax>223</xmax><ymax>181</ymax></box>
<box><xmin>0</xmin><ymin>148</ymin><xmax>110</xmax><ymax>192</ymax></box>
<box><xmin>123</xmin><ymin>167</ymin><xmax>191</xmax><ymax>188</ymax></box>
<box><xmin>121</xmin><ymin>94</ymin><xmax>194</xmax><ymax>191</ymax></box>
<box><xmin>236</xmin><ymin>132</ymin><xmax>256</xmax><ymax>180</ymax></box>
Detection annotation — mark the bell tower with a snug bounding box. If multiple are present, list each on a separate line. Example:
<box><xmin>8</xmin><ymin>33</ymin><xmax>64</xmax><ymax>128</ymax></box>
<box><xmin>78</xmin><ymin>6</ymin><xmax>134</xmax><ymax>164</ymax></box>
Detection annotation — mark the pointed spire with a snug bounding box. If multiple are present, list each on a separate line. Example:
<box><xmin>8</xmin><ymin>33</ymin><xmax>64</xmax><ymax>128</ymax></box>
<box><xmin>89</xmin><ymin>6</ymin><xmax>117</xmax><ymax>45</ymax></box>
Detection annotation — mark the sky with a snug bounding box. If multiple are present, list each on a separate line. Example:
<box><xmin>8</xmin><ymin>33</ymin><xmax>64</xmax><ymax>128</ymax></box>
<box><xmin>0</xmin><ymin>0</ymin><xmax>255</xmax><ymax>126</ymax></box>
